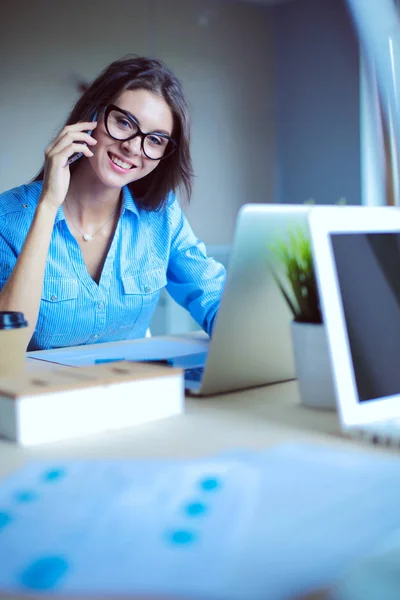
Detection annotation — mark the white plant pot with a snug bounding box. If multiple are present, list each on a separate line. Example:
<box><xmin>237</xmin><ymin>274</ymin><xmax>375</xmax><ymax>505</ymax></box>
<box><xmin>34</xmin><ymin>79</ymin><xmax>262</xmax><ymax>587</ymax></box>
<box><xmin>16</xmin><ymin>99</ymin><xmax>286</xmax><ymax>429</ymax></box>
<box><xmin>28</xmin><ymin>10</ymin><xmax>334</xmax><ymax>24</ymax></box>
<box><xmin>291</xmin><ymin>321</ymin><xmax>337</xmax><ymax>410</ymax></box>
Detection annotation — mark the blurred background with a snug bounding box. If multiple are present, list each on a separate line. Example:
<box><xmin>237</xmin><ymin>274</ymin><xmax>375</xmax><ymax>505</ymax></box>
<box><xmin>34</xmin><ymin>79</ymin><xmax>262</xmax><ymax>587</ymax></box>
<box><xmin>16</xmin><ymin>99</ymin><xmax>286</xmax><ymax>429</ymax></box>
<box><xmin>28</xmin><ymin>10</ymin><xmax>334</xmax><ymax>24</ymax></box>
<box><xmin>0</xmin><ymin>0</ymin><xmax>361</xmax><ymax>332</ymax></box>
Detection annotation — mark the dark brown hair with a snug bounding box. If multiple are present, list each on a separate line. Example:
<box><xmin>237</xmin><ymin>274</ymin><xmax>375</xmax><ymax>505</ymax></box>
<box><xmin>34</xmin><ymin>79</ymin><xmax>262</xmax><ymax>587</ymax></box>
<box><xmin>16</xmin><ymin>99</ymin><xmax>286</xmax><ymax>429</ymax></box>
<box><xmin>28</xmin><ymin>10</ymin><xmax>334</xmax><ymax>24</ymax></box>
<box><xmin>34</xmin><ymin>55</ymin><xmax>194</xmax><ymax>210</ymax></box>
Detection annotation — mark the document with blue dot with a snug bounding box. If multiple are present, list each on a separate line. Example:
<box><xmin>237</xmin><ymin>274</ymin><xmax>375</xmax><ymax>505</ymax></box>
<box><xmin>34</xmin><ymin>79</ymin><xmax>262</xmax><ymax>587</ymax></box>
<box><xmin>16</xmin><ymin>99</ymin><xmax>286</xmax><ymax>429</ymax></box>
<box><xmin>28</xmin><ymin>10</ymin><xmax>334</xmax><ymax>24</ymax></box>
<box><xmin>0</xmin><ymin>456</ymin><xmax>263</xmax><ymax>599</ymax></box>
<box><xmin>2</xmin><ymin>443</ymin><xmax>400</xmax><ymax>599</ymax></box>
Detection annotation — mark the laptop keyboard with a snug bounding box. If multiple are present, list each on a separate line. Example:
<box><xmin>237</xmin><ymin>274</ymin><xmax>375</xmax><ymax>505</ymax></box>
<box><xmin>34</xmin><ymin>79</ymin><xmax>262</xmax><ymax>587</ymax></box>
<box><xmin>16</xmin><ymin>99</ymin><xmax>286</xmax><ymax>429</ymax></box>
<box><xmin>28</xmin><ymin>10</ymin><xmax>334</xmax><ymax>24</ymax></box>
<box><xmin>351</xmin><ymin>420</ymin><xmax>400</xmax><ymax>446</ymax></box>
<box><xmin>184</xmin><ymin>366</ymin><xmax>204</xmax><ymax>382</ymax></box>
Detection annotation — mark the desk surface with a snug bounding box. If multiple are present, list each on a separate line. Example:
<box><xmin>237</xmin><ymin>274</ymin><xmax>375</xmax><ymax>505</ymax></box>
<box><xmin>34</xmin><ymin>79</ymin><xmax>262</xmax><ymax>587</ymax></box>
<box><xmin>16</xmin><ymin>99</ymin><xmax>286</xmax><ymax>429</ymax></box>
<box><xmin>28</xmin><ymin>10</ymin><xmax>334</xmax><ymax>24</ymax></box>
<box><xmin>0</xmin><ymin>334</ymin><xmax>378</xmax><ymax>480</ymax></box>
<box><xmin>0</xmin><ymin>336</ymin><xmax>391</xmax><ymax>600</ymax></box>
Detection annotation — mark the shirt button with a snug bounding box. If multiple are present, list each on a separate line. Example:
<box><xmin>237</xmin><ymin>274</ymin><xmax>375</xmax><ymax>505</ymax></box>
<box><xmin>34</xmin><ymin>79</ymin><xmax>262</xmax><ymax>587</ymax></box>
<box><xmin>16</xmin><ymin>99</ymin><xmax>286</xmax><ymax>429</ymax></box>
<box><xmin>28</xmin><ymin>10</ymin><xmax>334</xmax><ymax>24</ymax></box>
<box><xmin>144</xmin><ymin>285</ymin><xmax>151</xmax><ymax>293</ymax></box>
<box><xmin>22</xmin><ymin>203</ymin><xmax>28</xmax><ymax>209</ymax></box>
<box><xmin>51</xmin><ymin>295</ymin><xmax>57</xmax><ymax>301</ymax></box>
<box><xmin>97</xmin><ymin>302</ymin><xmax>104</xmax><ymax>309</ymax></box>
<box><xmin>93</xmin><ymin>334</ymin><xmax>99</xmax><ymax>339</ymax></box>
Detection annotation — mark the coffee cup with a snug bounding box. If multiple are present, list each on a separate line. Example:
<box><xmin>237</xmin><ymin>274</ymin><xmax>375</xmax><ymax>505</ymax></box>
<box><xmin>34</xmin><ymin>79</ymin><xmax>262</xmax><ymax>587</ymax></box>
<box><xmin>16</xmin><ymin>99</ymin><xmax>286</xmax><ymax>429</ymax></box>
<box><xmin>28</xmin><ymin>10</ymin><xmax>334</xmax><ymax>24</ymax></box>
<box><xmin>0</xmin><ymin>311</ymin><xmax>28</xmax><ymax>377</ymax></box>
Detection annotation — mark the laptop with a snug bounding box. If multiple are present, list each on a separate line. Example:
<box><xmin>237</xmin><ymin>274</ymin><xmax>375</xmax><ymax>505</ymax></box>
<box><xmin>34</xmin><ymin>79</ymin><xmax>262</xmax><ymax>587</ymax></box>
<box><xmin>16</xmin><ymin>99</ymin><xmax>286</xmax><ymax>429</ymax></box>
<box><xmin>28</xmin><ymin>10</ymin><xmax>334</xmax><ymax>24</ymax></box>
<box><xmin>168</xmin><ymin>203</ymin><xmax>311</xmax><ymax>395</ymax></box>
<box><xmin>309</xmin><ymin>205</ymin><xmax>400</xmax><ymax>444</ymax></box>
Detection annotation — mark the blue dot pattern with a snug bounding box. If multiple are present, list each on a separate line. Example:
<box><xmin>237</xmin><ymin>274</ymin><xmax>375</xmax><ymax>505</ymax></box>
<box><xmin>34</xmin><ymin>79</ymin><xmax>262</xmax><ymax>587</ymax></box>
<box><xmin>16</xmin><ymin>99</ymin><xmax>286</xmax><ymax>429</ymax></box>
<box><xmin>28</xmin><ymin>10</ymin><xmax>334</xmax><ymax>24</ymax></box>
<box><xmin>185</xmin><ymin>501</ymin><xmax>207</xmax><ymax>517</ymax></box>
<box><xmin>14</xmin><ymin>490</ymin><xmax>38</xmax><ymax>503</ymax></box>
<box><xmin>20</xmin><ymin>556</ymin><xmax>69</xmax><ymax>590</ymax></box>
<box><xmin>42</xmin><ymin>468</ymin><xmax>66</xmax><ymax>483</ymax></box>
<box><xmin>169</xmin><ymin>530</ymin><xmax>197</xmax><ymax>545</ymax></box>
<box><xmin>199</xmin><ymin>477</ymin><xmax>221</xmax><ymax>492</ymax></box>
<box><xmin>0</xmin><ymin>511</ymin><xmax>12</xmax><ymax>531</ymax></box>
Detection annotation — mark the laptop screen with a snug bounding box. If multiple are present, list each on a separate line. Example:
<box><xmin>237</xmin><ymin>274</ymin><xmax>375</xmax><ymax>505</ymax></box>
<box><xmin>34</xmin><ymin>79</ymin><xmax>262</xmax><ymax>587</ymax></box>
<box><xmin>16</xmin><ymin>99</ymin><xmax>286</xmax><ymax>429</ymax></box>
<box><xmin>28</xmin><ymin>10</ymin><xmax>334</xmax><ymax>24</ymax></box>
<box><xmin>330</xmin><ymin>232</ymin><xmax>400</xmax><ymax>403</ymax></box>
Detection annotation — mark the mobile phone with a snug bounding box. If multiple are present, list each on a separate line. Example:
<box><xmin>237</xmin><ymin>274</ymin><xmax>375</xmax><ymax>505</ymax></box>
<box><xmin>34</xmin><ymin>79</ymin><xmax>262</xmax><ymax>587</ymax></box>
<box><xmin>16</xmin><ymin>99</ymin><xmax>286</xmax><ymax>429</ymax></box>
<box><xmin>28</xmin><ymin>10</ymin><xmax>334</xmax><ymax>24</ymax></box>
<box><xmin>67</xmin><ymin>113</ymin><xmax>98</xmax><ymax>166</ymax></box>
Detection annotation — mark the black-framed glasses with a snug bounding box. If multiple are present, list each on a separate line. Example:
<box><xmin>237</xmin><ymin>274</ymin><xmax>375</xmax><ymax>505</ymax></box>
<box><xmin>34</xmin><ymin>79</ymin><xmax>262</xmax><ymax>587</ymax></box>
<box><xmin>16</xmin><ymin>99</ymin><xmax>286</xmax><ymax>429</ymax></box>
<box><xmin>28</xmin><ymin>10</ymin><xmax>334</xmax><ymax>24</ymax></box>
<box><xmin>104</xmin><ymin>104</ymin><xmax>177</xmax><ymax>160</ymax></box>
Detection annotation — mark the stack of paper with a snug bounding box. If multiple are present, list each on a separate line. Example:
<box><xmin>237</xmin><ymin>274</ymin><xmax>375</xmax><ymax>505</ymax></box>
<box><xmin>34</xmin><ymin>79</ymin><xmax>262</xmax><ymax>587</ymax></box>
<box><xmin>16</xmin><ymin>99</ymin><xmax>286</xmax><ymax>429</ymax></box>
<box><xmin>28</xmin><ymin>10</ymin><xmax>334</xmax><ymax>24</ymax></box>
<box><xmin>1</xmin><ymin>443</ymin><xmax>400</xmax><ymax>599</ymax></box>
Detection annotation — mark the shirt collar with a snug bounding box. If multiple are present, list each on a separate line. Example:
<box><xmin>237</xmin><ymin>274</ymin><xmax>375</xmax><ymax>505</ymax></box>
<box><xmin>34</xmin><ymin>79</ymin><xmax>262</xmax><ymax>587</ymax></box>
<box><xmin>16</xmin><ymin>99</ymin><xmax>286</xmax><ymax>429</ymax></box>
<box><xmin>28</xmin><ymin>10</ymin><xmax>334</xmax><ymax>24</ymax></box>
<box><xmin>121</xmin><ymin>185</ymin><xmax>140</xmax><ymax>217</ymax></box>
<box><xmin>54</xmin><ymin>185</ymin><xmax>140</xmax><ymax>224</ymax></box>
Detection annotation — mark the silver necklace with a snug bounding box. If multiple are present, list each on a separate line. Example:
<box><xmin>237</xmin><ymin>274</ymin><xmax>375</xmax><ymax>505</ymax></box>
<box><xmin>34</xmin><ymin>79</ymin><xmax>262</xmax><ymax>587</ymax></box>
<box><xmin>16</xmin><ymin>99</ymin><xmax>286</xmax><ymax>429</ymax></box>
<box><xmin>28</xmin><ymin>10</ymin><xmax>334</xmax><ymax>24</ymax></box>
<box><xmin>65</xmin><ymin>198</ymin><xmax>119</xmax><ymax>242</ymax></box>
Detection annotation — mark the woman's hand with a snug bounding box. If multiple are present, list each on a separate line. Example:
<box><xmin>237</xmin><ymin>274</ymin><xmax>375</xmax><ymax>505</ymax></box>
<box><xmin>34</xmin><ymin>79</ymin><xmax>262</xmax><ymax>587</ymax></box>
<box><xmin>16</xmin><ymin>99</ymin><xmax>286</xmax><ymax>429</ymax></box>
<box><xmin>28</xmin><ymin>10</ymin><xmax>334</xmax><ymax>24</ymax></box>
<box><xmin>40</xmin><ymin>121</ymin><xmax>98</xmax><ymax>209</ymax></box>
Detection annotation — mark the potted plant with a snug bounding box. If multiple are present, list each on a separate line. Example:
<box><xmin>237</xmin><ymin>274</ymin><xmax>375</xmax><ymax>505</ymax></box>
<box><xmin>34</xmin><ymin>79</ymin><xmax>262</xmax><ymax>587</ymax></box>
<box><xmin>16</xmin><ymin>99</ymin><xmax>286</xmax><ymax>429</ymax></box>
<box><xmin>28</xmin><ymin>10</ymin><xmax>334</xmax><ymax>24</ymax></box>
<box><xmin>269</xmin><ymin>226</ymin><xmax>337</xmax><ymax>410</ymax></box>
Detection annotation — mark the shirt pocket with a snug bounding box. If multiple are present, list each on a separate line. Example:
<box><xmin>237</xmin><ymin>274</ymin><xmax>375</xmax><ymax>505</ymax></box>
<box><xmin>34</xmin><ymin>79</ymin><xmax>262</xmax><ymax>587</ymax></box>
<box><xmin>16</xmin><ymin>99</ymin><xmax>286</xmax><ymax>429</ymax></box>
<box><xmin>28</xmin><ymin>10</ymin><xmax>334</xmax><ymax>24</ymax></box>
<box><xmin>120</xmin><ymin>267</ymin><xmax>167</xmax><ymax>329</ymax></box>
<box><xmin>36</xmin><ymin>278</ymin><xmax>79</xmax><ymax>337</ymax></box>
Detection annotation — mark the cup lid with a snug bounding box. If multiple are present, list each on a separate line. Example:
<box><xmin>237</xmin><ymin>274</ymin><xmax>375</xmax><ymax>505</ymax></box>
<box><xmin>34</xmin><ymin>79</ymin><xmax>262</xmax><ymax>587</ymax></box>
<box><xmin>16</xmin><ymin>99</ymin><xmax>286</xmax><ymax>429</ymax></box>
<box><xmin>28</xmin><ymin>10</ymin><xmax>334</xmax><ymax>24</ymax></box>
<box><xmin>0</xmin><ymin>311</ymin><xmax>28</xmax><ymax>329</ymax></box>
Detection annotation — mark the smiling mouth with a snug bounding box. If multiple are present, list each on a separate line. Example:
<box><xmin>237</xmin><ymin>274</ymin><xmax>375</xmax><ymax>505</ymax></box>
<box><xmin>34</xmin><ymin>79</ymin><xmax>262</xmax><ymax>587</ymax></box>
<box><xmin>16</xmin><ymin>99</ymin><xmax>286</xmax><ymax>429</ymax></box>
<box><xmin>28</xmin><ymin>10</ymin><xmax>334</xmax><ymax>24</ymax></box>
<box><xmin>108</xmin><ymin>152</ymin><xmax>136</xmax><ymax>170</ymax></box>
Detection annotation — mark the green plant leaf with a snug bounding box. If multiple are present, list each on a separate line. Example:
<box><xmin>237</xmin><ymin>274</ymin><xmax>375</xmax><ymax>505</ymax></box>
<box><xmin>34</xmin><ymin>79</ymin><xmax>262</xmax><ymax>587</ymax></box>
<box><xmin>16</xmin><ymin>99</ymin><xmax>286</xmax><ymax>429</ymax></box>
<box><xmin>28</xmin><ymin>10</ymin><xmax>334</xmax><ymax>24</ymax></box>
<box><xmin>268</xmin><ymin>263</ymin><xmax>299</xmax><ymax>319</ymax></box>
<box><xmin>268</xmin><ymin>225</ymin><xmax>322</xmax><ymax>324</ymax></box>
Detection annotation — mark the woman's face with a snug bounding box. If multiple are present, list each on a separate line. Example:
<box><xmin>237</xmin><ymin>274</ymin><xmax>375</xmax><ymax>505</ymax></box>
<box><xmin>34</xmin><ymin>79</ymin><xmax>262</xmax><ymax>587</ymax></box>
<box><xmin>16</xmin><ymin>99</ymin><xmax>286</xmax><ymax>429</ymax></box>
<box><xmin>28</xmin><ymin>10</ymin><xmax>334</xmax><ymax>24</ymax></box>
<box><xmin>88</xmin><ymin>88</ymin><xmax>174</xmax><ymax>189</ymax></box>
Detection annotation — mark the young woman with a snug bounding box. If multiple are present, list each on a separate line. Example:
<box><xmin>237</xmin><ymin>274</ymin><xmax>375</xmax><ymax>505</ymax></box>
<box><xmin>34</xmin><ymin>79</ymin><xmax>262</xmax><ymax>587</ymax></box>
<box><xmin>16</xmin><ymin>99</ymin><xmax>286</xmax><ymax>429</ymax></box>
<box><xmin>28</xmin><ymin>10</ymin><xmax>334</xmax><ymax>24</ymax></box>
<box><xmin>0</xmin><ymin>55</ymin><xmax>226</xmax><ymax>351</ymax></box>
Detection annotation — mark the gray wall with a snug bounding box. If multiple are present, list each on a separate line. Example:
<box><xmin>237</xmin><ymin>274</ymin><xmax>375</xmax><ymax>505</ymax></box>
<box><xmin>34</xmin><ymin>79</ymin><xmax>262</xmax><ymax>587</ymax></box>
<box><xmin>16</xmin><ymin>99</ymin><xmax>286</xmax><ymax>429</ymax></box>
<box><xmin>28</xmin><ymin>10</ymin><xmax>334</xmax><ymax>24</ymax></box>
<box><xmin>272</xmin><ymin>0</ymin><xmax>361</xmax><ymax>205</ymax></box>
<box><xmin>0</xmin><ymin>0</ymin><xmax>275</xmax><ymax>245</ymax></box>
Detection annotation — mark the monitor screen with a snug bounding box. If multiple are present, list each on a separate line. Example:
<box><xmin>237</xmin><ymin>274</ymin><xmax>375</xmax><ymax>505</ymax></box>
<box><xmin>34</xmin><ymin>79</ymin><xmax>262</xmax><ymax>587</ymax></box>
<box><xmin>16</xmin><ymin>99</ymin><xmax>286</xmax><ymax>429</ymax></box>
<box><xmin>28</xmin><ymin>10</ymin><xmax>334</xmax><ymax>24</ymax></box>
<box><xmin>330</xmin><ymin>232</ymin><xmax>400</xmax><ymax>402</ymax></box>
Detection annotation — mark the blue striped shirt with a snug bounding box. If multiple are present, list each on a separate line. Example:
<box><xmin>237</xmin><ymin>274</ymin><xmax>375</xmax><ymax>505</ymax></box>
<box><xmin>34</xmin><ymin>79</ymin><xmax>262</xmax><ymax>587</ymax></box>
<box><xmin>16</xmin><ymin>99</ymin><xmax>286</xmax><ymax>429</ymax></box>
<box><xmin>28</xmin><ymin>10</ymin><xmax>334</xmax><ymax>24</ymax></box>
<box><xmin>0</xmin><ymin>182</ymin><xmax>226</xmax><ymax>351</ymax></box>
